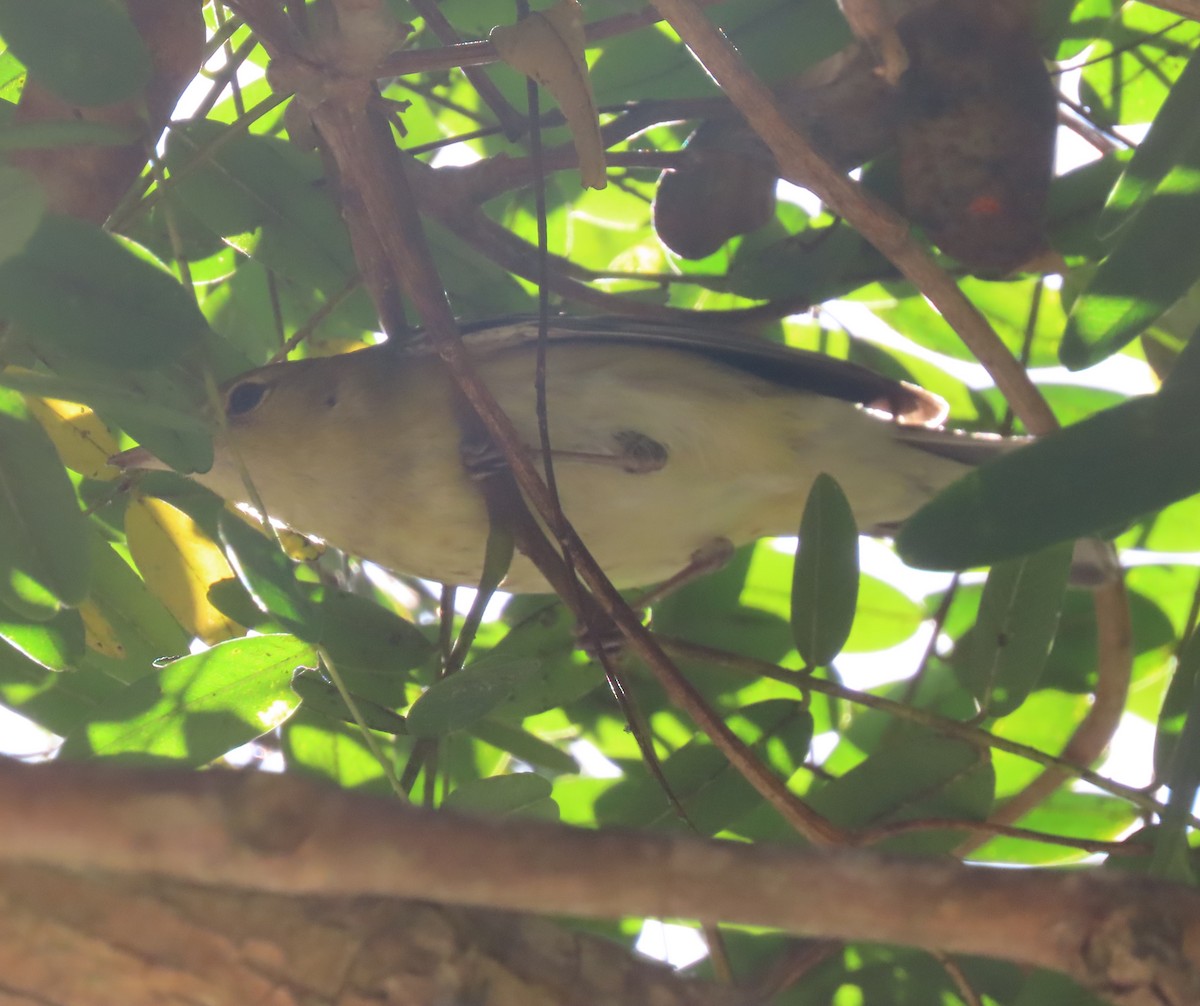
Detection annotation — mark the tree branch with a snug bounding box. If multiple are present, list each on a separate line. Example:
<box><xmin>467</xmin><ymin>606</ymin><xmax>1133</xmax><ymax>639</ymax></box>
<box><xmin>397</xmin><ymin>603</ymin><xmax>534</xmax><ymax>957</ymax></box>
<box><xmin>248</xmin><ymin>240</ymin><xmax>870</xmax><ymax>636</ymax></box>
<box><xmin>0</xmin><ymin>862</ymin><xmax>741</xmax><ymax>1006</ymax></box>
<box><xmin>1</xmin><ymin>760</ymin><xmax>1197</xmax><ymax>1006</ymax></box>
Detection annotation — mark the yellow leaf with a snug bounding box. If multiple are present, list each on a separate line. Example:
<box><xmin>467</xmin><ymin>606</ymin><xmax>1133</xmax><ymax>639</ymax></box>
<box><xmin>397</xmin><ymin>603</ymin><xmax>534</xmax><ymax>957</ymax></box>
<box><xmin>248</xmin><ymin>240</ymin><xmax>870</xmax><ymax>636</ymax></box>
<box><xmin>79</xmin><ymin>599</ymin><xmax>125</xmax><ymax>658</ymax></box>
<box><xmin>490</xmin><ymin>0</ymin><xmax>606</xmax><ymax>190</ymax></box>
<box><xmin>126</xmin><ymin>495</ymin><xmax>243</xmax><ymax>644</ymax></box>
<box><xmin>279</xmin><ymin>529</ymin><xmax>325</xmax><ymax>562</ymax></box>
<box><xmin>21</xmin><ymin>391</ymin><xmax>121</xmax><ymax>481</ymax></box>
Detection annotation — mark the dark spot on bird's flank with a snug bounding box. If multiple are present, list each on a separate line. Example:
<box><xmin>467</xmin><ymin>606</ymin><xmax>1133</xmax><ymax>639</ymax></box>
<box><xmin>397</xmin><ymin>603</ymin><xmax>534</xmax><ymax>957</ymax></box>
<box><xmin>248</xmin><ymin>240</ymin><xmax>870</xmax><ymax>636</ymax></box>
<box><xmin>614</xmin><ymin>429</ymin><xmax>668</xmax><ymax>473</ymax></box>
<box><xmin>996</xmin><ymin>632</ymin><xmax>1009</xmax><ymax>648</ymax></box>
<box><xmin>324</xmin><ymin>392</ymin><xmax>338</xmax><ymax>409</ymax></box>
<box><xmin>226</xmin><ymin>379</ymin><xmax>271</xmax><ymax>417</ymax></box>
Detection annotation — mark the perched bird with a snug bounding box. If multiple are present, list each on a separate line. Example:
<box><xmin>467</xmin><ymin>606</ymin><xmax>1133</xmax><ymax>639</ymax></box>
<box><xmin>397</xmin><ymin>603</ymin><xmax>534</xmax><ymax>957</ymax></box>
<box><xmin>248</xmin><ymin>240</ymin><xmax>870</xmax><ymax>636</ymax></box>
<box><xmin>114</xmin><ymin>316</ymin><xmax>1002</xmax><ymax>593</ymax></box>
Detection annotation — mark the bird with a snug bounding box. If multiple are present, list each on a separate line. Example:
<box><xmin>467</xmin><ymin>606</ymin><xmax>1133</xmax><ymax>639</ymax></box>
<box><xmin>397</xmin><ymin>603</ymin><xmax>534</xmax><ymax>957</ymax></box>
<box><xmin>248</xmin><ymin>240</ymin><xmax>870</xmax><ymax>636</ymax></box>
<box><xmin>112</xmin><ymin>315</ymin><xmax>1006</xmax><ymax>593</ymax></box>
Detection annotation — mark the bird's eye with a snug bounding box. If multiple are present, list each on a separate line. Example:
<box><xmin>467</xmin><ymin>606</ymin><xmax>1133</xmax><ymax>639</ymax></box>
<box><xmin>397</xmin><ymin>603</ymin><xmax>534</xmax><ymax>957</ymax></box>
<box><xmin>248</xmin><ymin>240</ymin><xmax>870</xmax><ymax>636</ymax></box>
<box><xmin>226</xmin><ymin>379</ymin><xmax>271</xmax><ymax>418</ymax></box>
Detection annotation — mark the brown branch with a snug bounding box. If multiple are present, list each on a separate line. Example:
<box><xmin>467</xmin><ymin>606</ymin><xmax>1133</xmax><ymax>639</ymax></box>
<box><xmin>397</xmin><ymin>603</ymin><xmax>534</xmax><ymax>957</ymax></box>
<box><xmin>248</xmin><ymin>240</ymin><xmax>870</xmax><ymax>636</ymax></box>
<box><xmin>0</xmin><ymin>863</ymin><xmax>740</xmax><ymax>1006</ymax></box>
<box><xmin>1144</xmin><ymin>0</ymin><xmax>1200</xmax><ymax>20</ymax></box>
<box><xmin>1</xmin><ymin>760</ymin><xmax>1198</xmax><ymax>1006</ymax></box>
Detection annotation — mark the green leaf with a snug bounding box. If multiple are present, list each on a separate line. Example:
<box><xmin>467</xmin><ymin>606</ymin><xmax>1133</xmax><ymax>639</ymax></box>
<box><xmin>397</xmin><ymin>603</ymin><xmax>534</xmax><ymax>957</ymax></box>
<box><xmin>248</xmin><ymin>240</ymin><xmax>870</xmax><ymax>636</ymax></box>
<box><xmin>807</xmin><ymin>731</ymin><xmax>995</xmax><ymax>854</ymax></box>
<box><xmin>317</xmin><ymin>588</ymin><xmax>435</xmax><ymax>675</ymax></box>
<box><xmin>0</xmin><ymin>0</ymin><xmax>151</xmax><ymax>106</ymax></box>
<box><xmin>1047</xmin><ymin>151</ymin><xmax>1130</xmax><ymax>259</ymax></box>
<box><xmin>956</xmin><ymin>543</ymin><xmax>1072</xmax><ymax>716</ymax></box>
<box><xmin>1098</xmin><ymin>47</ymin><xmax>1200</xmax><ymax>238</ymax></box>
<box><xmin>654</xmin><ymin>545</ymin><xmax>793</xmax><ymax>664</ymax></box>
<box><xmin>291</xmin><ymin>667</ymin><xmax>409</xmax><ymax>735</ymax></box>
<box><xmin>597</xmin><ymin>700</ymin><xmax>812</xmax><ymax>835</ymax></box>
<box><xmin>0</xmin><ymin>365</ymin><xmax>211</xmax><ymax>474</ymax></box>
<box><xmin>0</xmin><ymin>603</ymin><xmax>84</xmax><ymax>672</ymax></box>
<box><xmin>0</xmin><ymin>119</ymin><xmax>140</xmax><ymax>151</ymax></box>
<box><xmin>843</xmin><ymin>575</ymin><xmax>925</xmax><ymax>653</ymax></box>
<box><xmin>1079</xmin><ymin>6</ymin><xmax>1198</xmax><ymax>129</ymax></box>
<box><xmin>966</xmin><ymin>790</ymin><xmax>1138</xmax><ymax>865</ymax></box>
<box><xmin>1154</xmin><ymin>630</ymin><xmax>1200</xmax><ymax>781</ymax></box>
<box><xmin>1013</xmin><ymin>969</ymin><xmax>1113</xmax><ymax>1006</ymax></box>
<box><xmin>875</xmin><ymin>277</ymin><xmax>1065</xmax><ymax>368</ymax></box>
<box><xmin>0</xmin><ymin>389</ymin><xmax>89</xmax><ymax>618</ymax></box>
<box><xmin>470</xmin><ymin>719</ymin><xmax>578</xmax><ymax>774</ymax></box>
<box><xmin>727</xmin><ymin>224</ymin><xmax>879</xmax><ymax>303</ymax></box>
<box><xmin>0</xmin><ymin>164</ymin><xmax>44</xmax><ymax>265</ymax></box>
<box><xmin>897</xmin><ymin>360</ymin><xmax>1200</xmax><ymax>569</ymax></box>
<box><xmin>442</xmin><ymin>773</ymin><xmax>558</xmax><ymax>820</ymax></box>
<box><xmin>163</xmin><ymin>123</ymin><xmax>357</xmax><ymax>296</ymax></box>
<box><xmin>281</xmin><ymin>706</ymin><xmax>390</xmax><ymax>791</ymax></box>
<box><xmin>218</xmin><ymin>511</ymin><xmax>319</xmax><ymax>637</ymax></box>
<box><xmin>0</xmin><ymin>640</ymin><xmax>124</xmax><ymax>736</ymax></box>
<box><xmin>405</xmin><ymin>658</ymin><xmax>545</xmax><ymax>736</ymax></box>
<box><xmin>0</xmin><ymin>215</ymin><xmax>207</xmax><ymax>368</ymax></box>
<box><xmin>791</xmin><ymin>473</ymin><xmax>859</xmax><ymax>666</ymax></box>
<box><xmin>217</xmin><ymin>516</ymin><xmax>435</xmax><ymax>674</ymax></box>
<box><xmin>81</xmin><ymin>530</ymin><xmax>190</xmax><ymax>683</ymax></box>
<box><xmin>1150</xmin><ymin>629</ymin><xmax>1200</xmax><ymax>881</ymax></box>
<box><xmin>59</xmin><ymin>634</ymin><xmax>313</xmax><ymax>763</ymax></box>
<box><xmin>1062</xmin><ymin>49</ymin><xmax>1200</xmax><ymax>367</ymax></box>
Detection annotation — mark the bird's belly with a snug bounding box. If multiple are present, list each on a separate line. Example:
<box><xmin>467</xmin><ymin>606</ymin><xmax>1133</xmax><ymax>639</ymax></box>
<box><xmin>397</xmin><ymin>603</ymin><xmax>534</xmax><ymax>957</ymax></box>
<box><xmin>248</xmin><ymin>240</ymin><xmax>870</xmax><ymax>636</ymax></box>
<box><xmin>321</xmin><ymin>463</ymin><xmax>783</xmax><ymax>592</ymax></box>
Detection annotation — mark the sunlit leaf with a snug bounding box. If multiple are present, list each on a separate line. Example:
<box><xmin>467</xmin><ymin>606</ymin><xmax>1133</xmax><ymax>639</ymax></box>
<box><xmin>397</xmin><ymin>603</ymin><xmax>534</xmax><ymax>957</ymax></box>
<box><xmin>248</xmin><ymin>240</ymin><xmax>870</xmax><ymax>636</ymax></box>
<box><xmin>1151</xmin><ymin>629</ymin><xmax>1200</xmax><ymax>881</ymax></box>
<box><xmin>1099</xmin><ymin>48</ymin><xmax>1200</xmax><ymax>237</ymax></box>
<box><xmin>80</xmin><ymin>530</ymin><xmax>190</xmax><ymax>683</ymax></box>
<box><xmin>281</xmin><ymin>707</ymin><xmax>389</xmax><ymax>791</ymax></box>
<box><xmin>0</xmin><ymin>389</ymin><xmax>89</xmax><ymax>619</ymax></box>
<box><xmin>22</xmin><ymin>390</ymin><xmax>120</xmax><ymax>481</ymax></box>
<box><xmin>0</xmin><ymin>603</ymin><xmax>84</xmax><ymax>672</ymax></box>
<box><xmin>60</xmin><ymin>634</ymin><xmax>313</xmax><ymax>763</ymax></box>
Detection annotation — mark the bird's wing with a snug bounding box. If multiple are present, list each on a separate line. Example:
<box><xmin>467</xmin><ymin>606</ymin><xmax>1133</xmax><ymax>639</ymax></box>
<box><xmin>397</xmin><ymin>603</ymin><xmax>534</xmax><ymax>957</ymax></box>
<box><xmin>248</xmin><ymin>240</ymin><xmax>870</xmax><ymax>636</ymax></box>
<box><xmin>398</xmin><ymin>315</ymin><xmax>949</xmax><ymax>427</ymax></box>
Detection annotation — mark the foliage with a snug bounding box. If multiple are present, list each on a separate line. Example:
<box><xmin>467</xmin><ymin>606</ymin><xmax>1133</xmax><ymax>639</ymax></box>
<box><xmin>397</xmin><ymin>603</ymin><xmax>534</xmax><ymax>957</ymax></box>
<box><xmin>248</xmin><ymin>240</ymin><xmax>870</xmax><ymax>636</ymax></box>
<box><xmin>0</xmin><ymin>0</ymin><xmax>1198</xmax><ymax>1003</ymax></box>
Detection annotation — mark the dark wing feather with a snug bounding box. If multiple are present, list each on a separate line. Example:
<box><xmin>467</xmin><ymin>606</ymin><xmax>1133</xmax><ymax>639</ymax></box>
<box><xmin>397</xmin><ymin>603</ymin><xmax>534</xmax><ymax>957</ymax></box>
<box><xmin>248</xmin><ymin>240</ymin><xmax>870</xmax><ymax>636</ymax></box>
<box><xmin>400</xmin><ymin>315</ymin><xmax>949</xmax><ymax>426</ymax></box>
